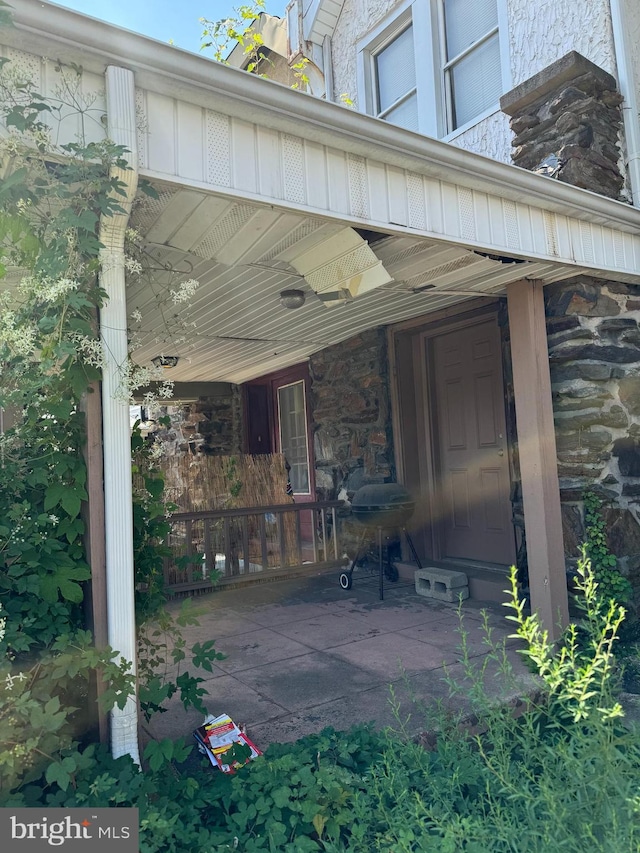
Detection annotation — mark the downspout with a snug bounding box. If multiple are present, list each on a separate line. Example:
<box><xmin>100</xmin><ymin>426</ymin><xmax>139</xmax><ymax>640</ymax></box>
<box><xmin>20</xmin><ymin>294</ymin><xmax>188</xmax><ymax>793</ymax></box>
<box><xmin>99</xmin><ymin>66</ymin><xmax>140</xmax><ymax>763</ymax></box>
<box><xmin>610</xmin><ymin>0</ymin><xmax>640</xmax><ymax>206</ymax></box>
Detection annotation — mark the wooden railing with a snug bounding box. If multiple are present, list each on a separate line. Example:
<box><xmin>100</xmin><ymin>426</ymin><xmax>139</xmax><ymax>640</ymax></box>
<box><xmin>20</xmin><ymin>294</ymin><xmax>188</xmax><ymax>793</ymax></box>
<box><xmin>164</xmin><ymin>500</ymin><xmax>344</xmax><ymax>594</ymax></box>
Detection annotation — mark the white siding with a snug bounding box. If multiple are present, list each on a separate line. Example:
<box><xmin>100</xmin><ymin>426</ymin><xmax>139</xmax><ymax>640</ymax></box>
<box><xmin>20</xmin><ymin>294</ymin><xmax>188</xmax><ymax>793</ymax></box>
<box><xmin>0</xmin><ymin>46</ymin><xmax>106</xmax><ymax>147</ymax></box>
<box><xmin>135</xmin><ymin>87</ymin><xmax>640</xmax><ymax>281</ymax></box>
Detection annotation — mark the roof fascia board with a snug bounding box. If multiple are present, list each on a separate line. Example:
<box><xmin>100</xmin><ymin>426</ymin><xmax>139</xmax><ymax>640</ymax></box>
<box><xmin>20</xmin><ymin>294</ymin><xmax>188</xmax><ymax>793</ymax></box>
<box><xmin>6</xmin><ymin>0</ymin><xmax>640</xmax><ymax>235</ymax></box>
<box><xmin>302</xmin><ymin>0</ymin><xmax>344</xmax><ymax>44</ymax></box>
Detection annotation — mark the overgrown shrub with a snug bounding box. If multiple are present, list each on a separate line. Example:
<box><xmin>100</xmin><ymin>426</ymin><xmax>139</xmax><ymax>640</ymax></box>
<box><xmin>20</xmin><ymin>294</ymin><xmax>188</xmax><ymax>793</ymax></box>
<box><xmin>16</xmin><ymin>554</ymin><xmax>639</xmax><ymax>852</ymax></box>
<box><xmin>0</xmin><ymin>52</ymin><xmax>219</xmax><ymax>800</ymax></box>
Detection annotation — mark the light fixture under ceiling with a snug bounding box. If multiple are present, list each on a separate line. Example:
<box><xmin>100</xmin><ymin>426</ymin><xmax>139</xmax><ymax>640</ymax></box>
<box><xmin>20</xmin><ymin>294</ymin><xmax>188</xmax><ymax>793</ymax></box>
<box><xmin>279</xmin><ymin>288</ymin><xmax>306</xmax><ymax>309</ymax></box>
<box><xmin>152</xmin><ymin>355</ymin><xmax>179</xmax><ymax>369</ymax></box>
<box><xmin>288</xmin><ymin>228</ymin><xmax>393</xmax><ymax>307</ymax></box>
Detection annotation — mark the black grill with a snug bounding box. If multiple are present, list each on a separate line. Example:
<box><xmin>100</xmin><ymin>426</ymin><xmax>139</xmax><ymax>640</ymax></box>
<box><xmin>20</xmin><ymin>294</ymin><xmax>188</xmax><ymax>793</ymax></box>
<box><xmin>351</xmin><ymin>483</ymin><xmax>415</xmax><ymax>528</ymax></box>
<box><xmin>339</xmin><ymin>483</ymin><xmax>421</xmax><ymax>598</ymax></box>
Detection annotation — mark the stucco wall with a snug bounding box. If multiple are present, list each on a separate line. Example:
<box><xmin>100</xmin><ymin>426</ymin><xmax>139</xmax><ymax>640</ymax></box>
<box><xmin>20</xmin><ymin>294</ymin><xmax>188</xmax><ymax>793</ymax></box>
<box><xmin>507</xmin><ymin>0</ymin><xmax>615</xmax><ymax>86</ymax></box>
<box><xmin>329</xmin><ymin>0</ymin><xmax>617</xmax><ymax>164</ymax></box>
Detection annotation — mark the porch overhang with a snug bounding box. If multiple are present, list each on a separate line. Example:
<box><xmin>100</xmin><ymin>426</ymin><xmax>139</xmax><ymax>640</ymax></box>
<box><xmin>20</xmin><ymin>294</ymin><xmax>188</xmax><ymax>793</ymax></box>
<box><xmin>7</xmin><ymin>3</ymin><xmax>640</xmax><ymax>381</ymax></box>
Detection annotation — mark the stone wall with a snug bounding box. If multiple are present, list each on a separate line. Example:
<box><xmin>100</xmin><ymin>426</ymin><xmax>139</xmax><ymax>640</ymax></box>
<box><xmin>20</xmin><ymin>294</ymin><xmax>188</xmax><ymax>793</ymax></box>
<box><xmin>309</xmin><ymin>327</ymin><xmax>394</xmax><ymax>501</ymax></box>
<box><xmin>501</xmin><ymin>51</ymin><xmax>625</xmax><ymax>199</ymax></box>
<box><xmin>153</xmin><ymin>385</ymin><xmax>243</xmax><ymax>456</ymax></box>
<box><xmin>546</xmin><ymin>277</ymin><xmax>640</xmax><ymax>591</ymax></box>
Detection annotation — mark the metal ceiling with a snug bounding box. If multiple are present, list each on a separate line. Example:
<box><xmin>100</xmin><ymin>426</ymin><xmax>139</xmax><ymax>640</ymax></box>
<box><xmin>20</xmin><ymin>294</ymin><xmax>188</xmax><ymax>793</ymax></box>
<box><xmin>128</xmin><ymin>185</ymin><xmax>582</xmax><ymax>383</ymax></box>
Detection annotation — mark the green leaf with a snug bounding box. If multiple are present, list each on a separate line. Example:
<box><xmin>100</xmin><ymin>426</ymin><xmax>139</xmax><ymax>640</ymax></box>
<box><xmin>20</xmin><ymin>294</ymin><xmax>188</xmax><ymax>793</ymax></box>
<box><xmin>60</xmin><ymin>491</ymin><xmax>81</xmax><ymax>518</ymax></box>
<box><xmin>40</xmin><ymin>564</ymin><xmax>90</xmax><ymax>602</ymax></box>
<box><xmin>44</xmin><ymin>484</ymin><xmax>66</xmax><ymax>511</ymax></box>
<box><xmin>45</xmin><ymin>761</ymin><xmax>72</xmax><ymax>792</ymax></box>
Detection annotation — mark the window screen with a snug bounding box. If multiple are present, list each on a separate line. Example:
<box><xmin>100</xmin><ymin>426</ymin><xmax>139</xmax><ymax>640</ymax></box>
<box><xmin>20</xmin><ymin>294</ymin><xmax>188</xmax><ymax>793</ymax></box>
<box><xmin>442</xmin><ymin>0</ymin><xmax>502</xmax><ymax>131</ymax></box>
<box><xmin>374</xmin><ymin>25</ymin><xmax>418</xmax><ymax>131</ymax></box>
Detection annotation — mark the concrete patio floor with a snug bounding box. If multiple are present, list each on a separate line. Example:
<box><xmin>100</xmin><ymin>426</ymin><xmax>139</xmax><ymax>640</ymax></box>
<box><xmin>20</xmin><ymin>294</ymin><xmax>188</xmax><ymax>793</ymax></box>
<box><xmin>142</xmin><ymin>568</ymin><xmax>536</xmax><ymax>752</ymax></box>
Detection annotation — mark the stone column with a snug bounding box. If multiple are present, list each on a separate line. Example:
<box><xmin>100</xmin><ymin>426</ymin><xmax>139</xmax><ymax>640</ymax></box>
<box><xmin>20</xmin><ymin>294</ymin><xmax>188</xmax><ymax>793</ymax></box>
<box><xmin>501</xmin><ymin>51</ymin><xmax>624</xmax><ymax>200</ymax></box>
<box><xmin>501</xmin><ymin>53</ymin><xmax>640</xmax><ymax>602</ymax></box>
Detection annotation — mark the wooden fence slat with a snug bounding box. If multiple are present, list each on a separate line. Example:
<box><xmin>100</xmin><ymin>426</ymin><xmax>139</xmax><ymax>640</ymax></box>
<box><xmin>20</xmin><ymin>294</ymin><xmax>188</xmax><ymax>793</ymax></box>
<box><xmin>242</xmin><ymin>516</ymin><xmax>250</xmax><ymax>574</ymax></box>
<box><xmin>223</xmin><ymin>517</ymin><xmax>232</xmax><ymax>575</ymax></box>
<box><xmin>203</xmin><ymin>519</ymin><xmax>213</xmax><ymax>580</ymax></box>
<box><xmin>165</xmin><ymin>501</ymin><xmax>345</xmax><ymax>592</ymax></box>
<box><xmin>259</xmin><ymin>514</ymin><xmax>268</xmax><ymax>570</ymax></box>
<box><xmin>185</xmin><ymin>519</ymin><xmax>193</xmax><ymax>584</ymax></box>
<box><xmin>311</xmin><ymin>508</ymin><xmax>318</xmax><ymax>563</ymax></box>
<box><xmin>295</xmin><ymin>511</ymin><xmax>302</xmax><ymax>564</ymax></box>
<box><xmin>277</xmin><ymin>512</ymin><xmax>286</xmax><ymax>569</ymax></box>
<box><xmin>320</xmin><ymin>509</ymin><xmax>327</xmax><ymax>561</ymax></box>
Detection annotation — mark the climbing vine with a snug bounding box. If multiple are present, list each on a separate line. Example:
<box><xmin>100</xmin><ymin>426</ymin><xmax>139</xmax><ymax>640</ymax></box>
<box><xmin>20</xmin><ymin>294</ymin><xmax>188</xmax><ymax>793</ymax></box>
<box><xmin>0</xmin><ymin>51</ymin><xmax>219</xmax><ymax>798</ymax></box>
<box><xmin>200</xmin><ymin>0</ymin><xmax>311</xmax><ymax>89</ymax></box>
<box><xmin>583</xmin><ymin>490</ymin><xmax>633</xmax><ymax>606</ymax></box>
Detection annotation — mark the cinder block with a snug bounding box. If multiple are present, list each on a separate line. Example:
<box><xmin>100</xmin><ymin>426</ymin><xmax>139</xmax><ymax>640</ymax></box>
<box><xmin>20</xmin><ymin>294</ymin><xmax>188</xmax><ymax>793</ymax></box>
<box><xmin>415</xmin><ymin>567</ymin><xmax>469</xmax><ymax>603</ymax></box>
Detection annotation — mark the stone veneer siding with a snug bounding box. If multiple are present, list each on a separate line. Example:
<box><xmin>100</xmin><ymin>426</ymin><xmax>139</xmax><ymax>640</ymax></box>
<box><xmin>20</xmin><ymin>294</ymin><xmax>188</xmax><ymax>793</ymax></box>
<box><xmin>546</xmin><ymin>277</ymin><xmax>640</xmax><ymax>589</ymax></box>
<box><xmin>501</xmin><ymin>51</ymin><xmax>625</xmax><ymax>200</ymax></box>
<box><xmin>154</xmin><ymin>386</ymin><xmax>243</xmax><ymax>456</ymax></box>
<box><xmin>309</xmin><ymin>327</ymin><xmax>394</xmax><ymax>501</ymax></box>
<box><xmin>502</xmin><ymin>53</ymin><xmax>640</xmax><ymax>598</ymax></box>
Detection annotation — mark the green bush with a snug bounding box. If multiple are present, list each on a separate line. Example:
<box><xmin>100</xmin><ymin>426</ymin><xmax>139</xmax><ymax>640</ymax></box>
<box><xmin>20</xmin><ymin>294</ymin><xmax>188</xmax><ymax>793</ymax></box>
<box><xmin>0</xmin><ymin>54</ymin><xmax>221</xmax><ymax>802</ymax></box>
<box><xmin>16</xmin><ymin>553</ymin><xmax>639</xmax><ymax>852</ymax></box>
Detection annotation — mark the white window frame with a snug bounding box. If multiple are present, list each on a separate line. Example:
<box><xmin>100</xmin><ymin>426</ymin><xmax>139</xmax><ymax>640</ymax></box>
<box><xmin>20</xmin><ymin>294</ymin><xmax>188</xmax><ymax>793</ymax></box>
<box><xmin>276</xmin><ymin>379</ymin><xmax>311</xmax><ymax>496</ymax></box>
<box><xmin>357</xmin><ymin>0</ymin><xmax>511</xmax><ymax>140</ymax></box>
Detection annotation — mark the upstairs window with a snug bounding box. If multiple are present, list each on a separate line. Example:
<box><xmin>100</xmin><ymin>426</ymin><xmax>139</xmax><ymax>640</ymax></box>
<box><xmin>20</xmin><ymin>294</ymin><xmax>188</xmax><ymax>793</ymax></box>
<box><xmin>373</xmin><ymin>23</ymin><xmax>418</xmax><ymax>131</ymax></box>
<box><xmin>358</xmin><ymin>0</ymin><xmax>508</xmax><ymax>138</ymax></box>
<box><xmin>440</xmin><ymin>0</ymin><xmax>503</xmax><ymax>132</ymax></box>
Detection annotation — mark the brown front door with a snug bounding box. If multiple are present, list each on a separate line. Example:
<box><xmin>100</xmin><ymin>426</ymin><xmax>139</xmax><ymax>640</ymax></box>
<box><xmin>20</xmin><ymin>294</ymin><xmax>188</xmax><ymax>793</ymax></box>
<box><xmin>431</xmin><ymin>319</ymin><xmax>515</xmax><ymax>565</ymax></box>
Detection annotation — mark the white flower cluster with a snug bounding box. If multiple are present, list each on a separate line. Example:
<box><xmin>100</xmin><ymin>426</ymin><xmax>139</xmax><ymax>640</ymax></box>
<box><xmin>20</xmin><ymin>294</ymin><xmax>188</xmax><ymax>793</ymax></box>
<box><xmin>20</xmin><ymin>276</ymin><xmax>79</xmax><ymax>303</ymax></box>
<box><xmin>1</xmin><ymin>136</ymin><xmax>21</xmax><ymax>156</ymax></box>
<box><xmin>114</xmin><ymin>359</ymin><xmax>174</xmax><ymax>406</ymax></box>
<box><xmin>71</xmin><ymin>333</ymin><xmax>105</xmax><ymax>368</ymax></box>
<box><xmin>0</xmin><ymin>309</ymin><xmax>36</xmax><ymax>357</ymax></box>
<box><xmin>32</xmin><ymin>126</ymin><xmax>52</xmax><ymax>149</ymax></box>
<box><xmin>124</xmin><ymin>256</ymin><xmax>143</xmax><ymax>276</ymax></box>
<box><xmin>129</xmin><ymin>309</ymin><xmax>143</xmax><ymax>325</ymax></box>
<box><xmin>4</xmin><ymin>672</ymin><xmax>27</xmax><ymax>691</ymax></box>
<box><xmin>170</xmin><ymin>278</ymin><xmax>199</xmax><ymax>305</ymax></box>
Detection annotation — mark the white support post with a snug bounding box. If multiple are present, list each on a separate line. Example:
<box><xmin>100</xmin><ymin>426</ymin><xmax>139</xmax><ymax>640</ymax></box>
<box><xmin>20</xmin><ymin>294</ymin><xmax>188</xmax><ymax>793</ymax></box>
<box><xmin>506</xmin><ymin>279</ymin><xmax>569</xmax><ymax>642</ymax></box>
<box><xmin>100</xmin><ymin>66</ymin><xmax>140</xmax><ymax>762</ymax></box>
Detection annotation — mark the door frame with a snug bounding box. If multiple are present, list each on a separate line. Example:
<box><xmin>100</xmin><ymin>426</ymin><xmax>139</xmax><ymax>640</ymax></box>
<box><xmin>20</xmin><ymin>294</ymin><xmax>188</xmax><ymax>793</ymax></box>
<box><xmin>388</xmin><ymin>300</ymin><xmax>515</xmax><ymax>563</ymax></box>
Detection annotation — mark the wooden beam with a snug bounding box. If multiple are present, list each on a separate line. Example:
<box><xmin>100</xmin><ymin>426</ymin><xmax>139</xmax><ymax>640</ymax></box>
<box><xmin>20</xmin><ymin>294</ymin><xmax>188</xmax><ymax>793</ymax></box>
<box><xmin>506</xmin><ymin>279</ymin><xmax>569</xmax><ymax>642</ymax></box>
<box><xmin>80</xmin><ymin>383</ymin><xmax>109</xmax><ymax>744</ymax></box>
<box><xmin>132</xmin><ymin>381</ymin><xmax>234</xmax><ymax>402</ymax></box>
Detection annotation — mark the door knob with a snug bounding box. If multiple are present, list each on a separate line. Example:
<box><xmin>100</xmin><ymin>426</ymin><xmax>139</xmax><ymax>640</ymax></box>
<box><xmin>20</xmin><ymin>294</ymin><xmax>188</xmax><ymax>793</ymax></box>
<box><xmin>497</xmin><ymin>449</ymin><xmax>504</xmax><ymax>456</ymax></box>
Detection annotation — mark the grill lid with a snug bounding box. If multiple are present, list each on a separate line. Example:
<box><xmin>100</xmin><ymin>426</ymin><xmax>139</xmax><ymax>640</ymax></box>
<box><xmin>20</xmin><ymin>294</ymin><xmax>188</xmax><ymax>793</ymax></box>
<box><xmin>351</xmin><ymin>483</ymin><xmax>415</xmax><ymax>526</ymax></box>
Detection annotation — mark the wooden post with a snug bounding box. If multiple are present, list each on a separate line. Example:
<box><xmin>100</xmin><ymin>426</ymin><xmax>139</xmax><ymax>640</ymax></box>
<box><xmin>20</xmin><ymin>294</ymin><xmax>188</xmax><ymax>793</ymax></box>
<box><xmin>506</xmin><ymin>279</ymin><xmax>569</xmax><ymax>641</ymax></box>
<box><xmin>80</xmin><ymin>383</ymin><xmax>109</xmax><ymax>745</ymax></box>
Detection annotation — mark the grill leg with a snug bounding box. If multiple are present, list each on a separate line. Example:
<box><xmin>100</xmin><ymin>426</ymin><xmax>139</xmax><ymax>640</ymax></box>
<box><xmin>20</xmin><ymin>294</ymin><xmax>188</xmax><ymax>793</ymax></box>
<box><xmin>402</xmin><ymin>527</ymin><xmax>423</xmax><ymax>570</ymax></box>
<box><xmin>378</xmin><ymin>526</ymin><xmax>384</xmax><ymax>600</ymax></box>
<box><xmin>340</xmin><ymin>529</ymin><xmax>368</xmax><ymax>590</ymax></box>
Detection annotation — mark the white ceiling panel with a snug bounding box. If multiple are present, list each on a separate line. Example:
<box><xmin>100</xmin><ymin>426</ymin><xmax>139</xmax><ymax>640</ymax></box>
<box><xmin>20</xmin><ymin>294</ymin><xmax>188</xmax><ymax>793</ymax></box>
<box><xmin>128</xmin><ymin>186</ymin><xmax>583</xmax><ymax>383</ymax></box>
